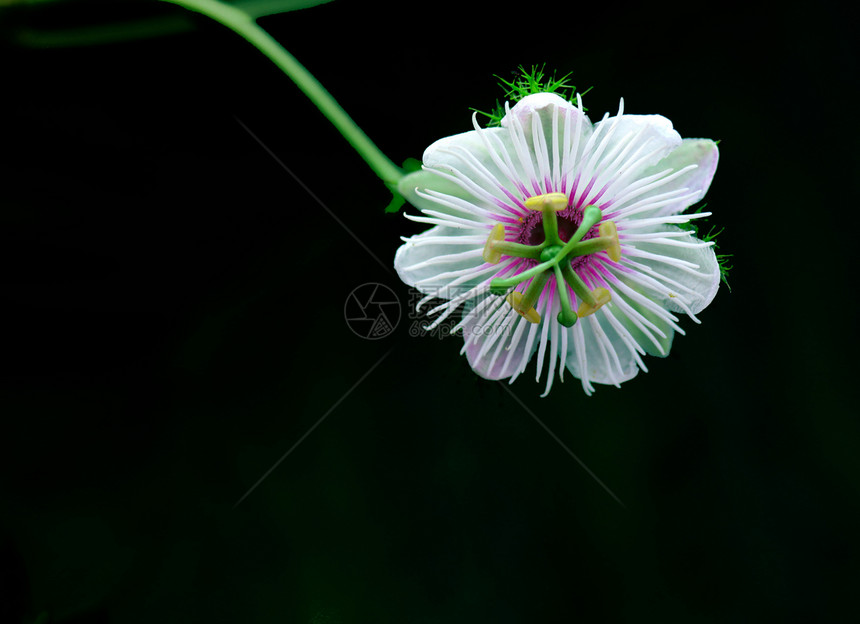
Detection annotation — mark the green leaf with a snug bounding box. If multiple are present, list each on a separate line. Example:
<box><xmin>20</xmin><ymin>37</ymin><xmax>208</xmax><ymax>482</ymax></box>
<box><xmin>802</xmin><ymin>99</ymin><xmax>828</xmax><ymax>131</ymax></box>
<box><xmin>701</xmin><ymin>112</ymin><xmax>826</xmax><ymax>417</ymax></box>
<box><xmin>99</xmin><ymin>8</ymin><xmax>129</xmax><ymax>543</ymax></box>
<box><xmin>234</xmin><ymin>0</ymin><xmax>337</xmax><ymax>19</ymax></box>
<box><xmin>383</xmin><ymin>158</ymin><xmax>421</xmax><ymax>213</ymax></box>
<box><xmin>4</xmin><ymin>0</ymin><xmax>339</xmax><ymax>48</ymax></box>
<box><xmin>401</xmin><ymin>157</ymin><xmax>422</xmax><ymax>173</ymax></box>
<box><xmin>384</xmin><ymin>191</ymin><xmax>406</xmax><ymax>214</ymax></box>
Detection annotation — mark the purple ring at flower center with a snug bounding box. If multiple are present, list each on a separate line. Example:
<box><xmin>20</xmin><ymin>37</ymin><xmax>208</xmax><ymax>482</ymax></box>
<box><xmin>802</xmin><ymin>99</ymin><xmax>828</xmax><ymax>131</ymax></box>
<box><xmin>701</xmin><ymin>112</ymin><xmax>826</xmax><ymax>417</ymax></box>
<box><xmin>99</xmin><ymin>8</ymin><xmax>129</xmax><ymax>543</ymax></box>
<box><xmin>515</xmin><ymin>205</ymin><xmax>600</xmax><ymax>271</ymax></box>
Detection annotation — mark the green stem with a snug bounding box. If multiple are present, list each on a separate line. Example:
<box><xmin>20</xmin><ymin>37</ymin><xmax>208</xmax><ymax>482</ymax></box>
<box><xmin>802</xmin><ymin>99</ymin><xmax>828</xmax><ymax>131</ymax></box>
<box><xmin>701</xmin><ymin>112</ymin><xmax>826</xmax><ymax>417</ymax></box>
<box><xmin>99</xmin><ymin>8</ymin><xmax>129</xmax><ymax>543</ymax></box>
<box><xmin>159</xmin><ymin>0</ymin><xmax>403</xmax><ymax>186</ymax></box>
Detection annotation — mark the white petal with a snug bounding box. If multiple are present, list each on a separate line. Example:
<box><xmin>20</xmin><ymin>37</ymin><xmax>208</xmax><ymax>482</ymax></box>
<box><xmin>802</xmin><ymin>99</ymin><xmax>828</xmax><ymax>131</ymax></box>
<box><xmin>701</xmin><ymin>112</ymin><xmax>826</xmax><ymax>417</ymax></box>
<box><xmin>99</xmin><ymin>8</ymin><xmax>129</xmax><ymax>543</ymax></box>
<box><xmin>398</xmin><ymin>167</ymin><xmax>489</xmax><ymax>222</ymax></box>
<box><xmin>564</xmin><ymin>307</ymin><xmax>642</xmax><ymax>391</ymax></box>
<box><xmin>460</xmin><ymin>295</ymin><xmax>538</xmax><ymax>380</ymax></box>
<box><xmin>625</xmin><ymin>138</ymin><xmax>719</xmax><ymax>218</ymax></box>
<box><xmin>394</xmin><ymin>225</ymin><xmax>488</xmax><ymax>294</ymax></box>
<box><xmin>584</xmin><ymin>112</ymin><xmax>682</xmax><ymax>210</ymax></box>
<box><xmin>604</xmin><ymin>278</ymin><xmax>677</xmax><ymax>357</ymax></box>
<box><xmin>621</xmin><ymin>225</ymin><xmax>721</xmax><ymax>315</ymax></box>
<box><xmin>592</xmin><ymin>113</ymin><xmax>680</xmax><ymax>169</ymax></box>
<box><xmin>501</xmin><ymin>92</ymin><xmax>576</xmax><ymax>134</ymax></box>
<box><xmin>501</xmin><ymin>93</ymin><xmax>593</xmax><ymax>194</ymax></box>
<box><xmin>402</xmin><ymin>127</ymin><xmax>525</xmax><ymax>212</ymax></box>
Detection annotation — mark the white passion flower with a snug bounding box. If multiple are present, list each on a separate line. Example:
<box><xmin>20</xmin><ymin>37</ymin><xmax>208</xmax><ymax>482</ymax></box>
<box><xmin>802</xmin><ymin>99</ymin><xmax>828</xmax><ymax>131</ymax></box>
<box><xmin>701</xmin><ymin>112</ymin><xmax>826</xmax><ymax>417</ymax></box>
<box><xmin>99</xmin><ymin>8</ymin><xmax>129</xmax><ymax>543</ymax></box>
<box><xmin>394</xmin><ymin>92</ymin><xmax>720</xmax><ymax>396</ymax></box>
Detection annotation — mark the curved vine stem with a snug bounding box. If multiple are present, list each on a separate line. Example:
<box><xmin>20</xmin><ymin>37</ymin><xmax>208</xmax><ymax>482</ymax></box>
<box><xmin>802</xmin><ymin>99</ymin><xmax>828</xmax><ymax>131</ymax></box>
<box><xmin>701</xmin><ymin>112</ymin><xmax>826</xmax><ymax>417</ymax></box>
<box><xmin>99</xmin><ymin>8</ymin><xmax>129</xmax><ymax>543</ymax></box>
<box><xmin>160</xmin><ymin>0</ymin><xmax>404</xmax><ymax>187</ymax></box>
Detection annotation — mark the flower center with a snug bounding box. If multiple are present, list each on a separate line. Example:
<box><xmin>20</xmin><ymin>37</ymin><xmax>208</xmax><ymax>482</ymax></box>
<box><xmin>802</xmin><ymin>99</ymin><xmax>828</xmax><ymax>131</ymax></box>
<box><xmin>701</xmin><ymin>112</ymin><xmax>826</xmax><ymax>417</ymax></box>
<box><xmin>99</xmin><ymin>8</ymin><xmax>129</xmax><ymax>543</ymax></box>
<box><xmin>482</xmin><ymin>193</ymin><xmax>621</xmax><ymax>327</ymax></box>
<box><xmin>518</xmin><ymin>206</ymin><xmax>596</xmax><ymax>246</ymax></box>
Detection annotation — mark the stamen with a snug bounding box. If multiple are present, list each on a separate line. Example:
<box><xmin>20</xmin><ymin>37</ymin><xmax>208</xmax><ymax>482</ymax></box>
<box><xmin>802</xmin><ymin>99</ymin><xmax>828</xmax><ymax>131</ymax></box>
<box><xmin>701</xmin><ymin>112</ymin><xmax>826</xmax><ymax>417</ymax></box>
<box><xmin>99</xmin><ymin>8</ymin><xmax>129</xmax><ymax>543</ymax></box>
<box><xmin>483</xmin><ymin>223</ymin><xmax>543</xmax><ymax>264</ymax></box>
<box><xmin>483</xmin><ymin>223</ymin><xmax>505</xmax><ymax>264</ymax></box>
<box><xmin>506</xmin><ymin>291</ymin><xmax>541</xmax><ymax>324</ymax></box>
<box><xmin>564</xmin><ymin>220</ymin><xmax>622</xmax><ymax>260</ymax></box>
<box><xmin>598</xmin><ymin>221</ymin><xmax>621</xmax><ymax>262</ymax></box>
<box><xmin>577</xmin><ymin>287</ymin><xmax>611</xmax><ymax>318</ymax></box>
<box><xmin>524</xmin><ymin>192</ymin><xmax>568</xmax><ymax>212</ymax></box>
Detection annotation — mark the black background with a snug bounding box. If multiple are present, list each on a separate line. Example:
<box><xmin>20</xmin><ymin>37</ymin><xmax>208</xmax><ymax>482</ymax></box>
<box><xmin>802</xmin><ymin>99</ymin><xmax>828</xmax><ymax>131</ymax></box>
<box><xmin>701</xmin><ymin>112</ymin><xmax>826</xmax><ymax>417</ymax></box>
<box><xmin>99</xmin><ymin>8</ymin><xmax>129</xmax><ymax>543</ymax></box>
<box><xmin>1</xmin><ymin>0</ymin><xmax>858</xmax><ymax>622</ymax></box>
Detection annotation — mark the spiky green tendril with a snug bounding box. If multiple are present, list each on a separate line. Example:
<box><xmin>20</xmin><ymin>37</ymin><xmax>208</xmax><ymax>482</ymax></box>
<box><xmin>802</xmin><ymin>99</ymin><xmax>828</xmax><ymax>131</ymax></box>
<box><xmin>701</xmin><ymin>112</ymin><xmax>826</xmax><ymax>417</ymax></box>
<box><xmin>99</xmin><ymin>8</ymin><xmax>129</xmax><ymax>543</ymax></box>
<box><xmin>678</xmin><ymin>203</ymin><xmax>733</xmax><ymax>291</ymax></box>
<box><xmin>472</xmin><ymin>64</ymin><xmax>591</xmax><ymax>127</ymax></box>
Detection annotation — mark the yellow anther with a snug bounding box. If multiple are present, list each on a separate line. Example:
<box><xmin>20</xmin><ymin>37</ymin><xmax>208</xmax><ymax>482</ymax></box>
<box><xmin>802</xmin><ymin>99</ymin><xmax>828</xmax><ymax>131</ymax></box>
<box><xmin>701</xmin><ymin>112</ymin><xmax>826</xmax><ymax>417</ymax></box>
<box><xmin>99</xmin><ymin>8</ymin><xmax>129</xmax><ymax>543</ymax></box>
<box><xmin>482</xmin><ymin>223</ymin><xmax>506</xmax><ymax>264</ymax></box>
<box><xmin>598</xmin><ymin>221</ymin><xmax>621</xmax><ymax>262</ymax></box>
<box><xmin>577</xmin><ymin>287</ymin><xmax>611</xmax><ymax>318</ymax></box>
<box><xmin>506</xmin><ymin>291</ymin><xmax>541</xmax><ymax>324</ymax></box>
<box><xmin>524</xmin><ymin>192</ymin><xmax>568</xmax><ymax>212</ymax></box>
